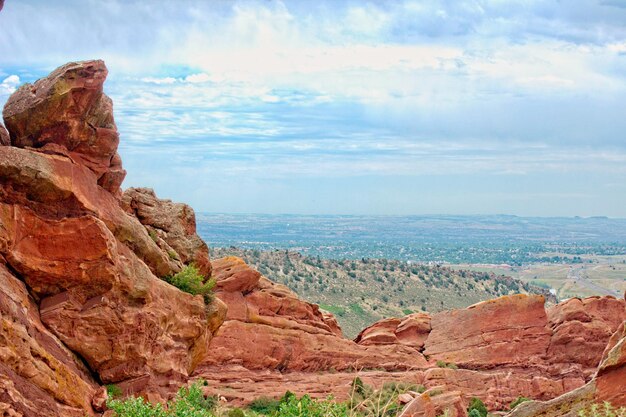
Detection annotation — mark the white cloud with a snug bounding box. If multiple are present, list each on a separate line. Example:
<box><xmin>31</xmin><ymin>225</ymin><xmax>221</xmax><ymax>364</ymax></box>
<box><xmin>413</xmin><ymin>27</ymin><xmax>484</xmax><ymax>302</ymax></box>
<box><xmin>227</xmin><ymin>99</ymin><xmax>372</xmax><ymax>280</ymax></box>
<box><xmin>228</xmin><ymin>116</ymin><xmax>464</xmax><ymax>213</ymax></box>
<box><xmin>140</xmin><ymin>76</ymin><xmax>177</xmax><ymax>84</ymax></box>
<box><xmin>0</xmin><ymin>75</ymin><xmax>20</xmax><ymax>95</ymax></box>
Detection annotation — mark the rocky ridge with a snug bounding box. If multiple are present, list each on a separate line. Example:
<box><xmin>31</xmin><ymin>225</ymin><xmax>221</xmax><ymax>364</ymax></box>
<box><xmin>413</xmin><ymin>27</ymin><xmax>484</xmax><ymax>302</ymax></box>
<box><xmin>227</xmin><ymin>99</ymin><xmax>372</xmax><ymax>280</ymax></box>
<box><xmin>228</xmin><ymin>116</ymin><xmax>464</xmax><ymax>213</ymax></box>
<box><xmin>0</xmin><ymin>61</ymin><xmax>624</xmax><ymax>416</ymax></box>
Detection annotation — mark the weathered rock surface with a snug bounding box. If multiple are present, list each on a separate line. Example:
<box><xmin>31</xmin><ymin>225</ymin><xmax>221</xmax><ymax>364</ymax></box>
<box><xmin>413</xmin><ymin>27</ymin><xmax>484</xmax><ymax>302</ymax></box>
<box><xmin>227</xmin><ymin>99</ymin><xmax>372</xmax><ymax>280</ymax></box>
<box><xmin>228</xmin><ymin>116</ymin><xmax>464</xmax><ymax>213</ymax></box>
<box><xmin>0</xmin><ymin>61</ymin><xmax>224</xmax><ymax>414</ymax></box>
<box><xmin>355</xmin><ymin>313</ymin><xmax>431</xmax><ymax>351</ymax></box>
<box><xmin>506</xmin><ymin>319</ymin><xmax>626</xmax><ymax>416</ymax></box>
<box><xmin>424</xmin><ymin>295</ymin><xmax>551</xmax><ymax>369</ymax></box>
<box><xmin>0</xmin><ymin>263</ymin><xmax>97</xmax><ymax>417</ymax></box>
<box><xmin>122</xmin><ymin>187</ymin><xmax>212</xmax><ymax>277</ymax></box>
<box><xmin>547</xmin><ymin>296</ymin><xmax>626</xmax><ymax>377</ymax></box>
<box><xmin>3</xmin><ymin>60</ymin><xmax>126</xmax><ymax>195</ymax></box>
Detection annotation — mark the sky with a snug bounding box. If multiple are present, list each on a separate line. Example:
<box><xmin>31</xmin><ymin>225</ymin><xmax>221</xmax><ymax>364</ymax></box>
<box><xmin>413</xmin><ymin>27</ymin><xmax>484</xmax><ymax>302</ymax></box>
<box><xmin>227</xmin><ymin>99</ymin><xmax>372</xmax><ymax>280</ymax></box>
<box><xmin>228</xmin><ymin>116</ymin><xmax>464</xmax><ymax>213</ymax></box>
<box><xmin>1</xmin><ymin>1</ymin><xmax>626</xmax><ymax>217</ymax></box>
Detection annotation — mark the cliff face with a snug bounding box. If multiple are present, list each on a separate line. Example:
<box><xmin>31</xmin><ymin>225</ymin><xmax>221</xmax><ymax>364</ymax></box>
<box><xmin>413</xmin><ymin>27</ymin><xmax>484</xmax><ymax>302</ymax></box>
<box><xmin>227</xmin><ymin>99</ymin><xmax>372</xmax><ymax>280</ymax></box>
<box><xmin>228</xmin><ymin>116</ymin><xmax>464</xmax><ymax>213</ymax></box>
<box><xmin>0</xmin><ymin>60</ymin><xmax>624</xmax><ymax>417</ymax></box>
<box><xmin>0</xmin><ymin>61</ymin><xmax>225</xmax><ymax>416</ymax></box>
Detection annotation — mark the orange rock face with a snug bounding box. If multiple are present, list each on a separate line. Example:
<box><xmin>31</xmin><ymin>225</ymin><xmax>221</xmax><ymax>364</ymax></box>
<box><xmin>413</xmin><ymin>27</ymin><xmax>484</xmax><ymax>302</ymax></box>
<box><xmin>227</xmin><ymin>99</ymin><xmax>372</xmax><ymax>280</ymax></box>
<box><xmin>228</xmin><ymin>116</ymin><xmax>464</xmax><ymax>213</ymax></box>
<box><xmin>355</xmin><ymin>313</ymin><xmax>431</xmax><ymax>351</ymax></box>
<box><xmin>0</xmin><ymin>61</ymin><xmax>225</xmax><ymax>414</ymax></box>
<box><xmin>195</xmin><ymin>256</ymin><xmax>428</xmax><ymax>378</ymax></box>
<box><xmin>547</xmin><ymin>296</ymin><xmax>626</xmax><ymax>377</ymax></box>
<box><xmin>122</xmin><ymin>187</ymin><xmax>212</xmax><ymax>277</ymax></box>
<box><xmin>424</xmin><ymin>295</ymin><xmax>551</xmax><ymax>369</ymax></box>
<box><xmin>505</xmin><ymin>318</ymin><xmax>626</xmax><ymax>416</ymax></box>
<box><xmin>0</xmin><ymin>263</ymin><xmax>97</xmax><ymax>417</ymax></box>
<box><xmin>2</xmin><ymin>60</ymin><xmax>126</xmax><ymax>195</ymax></box>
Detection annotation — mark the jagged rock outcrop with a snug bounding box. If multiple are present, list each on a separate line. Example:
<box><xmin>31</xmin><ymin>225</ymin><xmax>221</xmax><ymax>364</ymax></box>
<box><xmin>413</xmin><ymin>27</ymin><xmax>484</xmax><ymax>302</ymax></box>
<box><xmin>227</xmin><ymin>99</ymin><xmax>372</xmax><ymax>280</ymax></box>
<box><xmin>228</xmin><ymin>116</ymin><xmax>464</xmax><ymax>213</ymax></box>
<box><xmin>2</xmin><ymin>60</ymin><xmax>126</xmax><ymax>196</ymax></box>
<box><xmin>122</xmin><ymin>187</ymin><xmax>212</xmax><ymax>277</ymax></box>
<box><xmin>355</xmin><ymin>313</ymin><xmax>431</xmax><ymax>350</ymax></box>
<box><xmin>0</xmin><ymin>60</ymin><xmax>225</xmax><ymax>415</ymax></box>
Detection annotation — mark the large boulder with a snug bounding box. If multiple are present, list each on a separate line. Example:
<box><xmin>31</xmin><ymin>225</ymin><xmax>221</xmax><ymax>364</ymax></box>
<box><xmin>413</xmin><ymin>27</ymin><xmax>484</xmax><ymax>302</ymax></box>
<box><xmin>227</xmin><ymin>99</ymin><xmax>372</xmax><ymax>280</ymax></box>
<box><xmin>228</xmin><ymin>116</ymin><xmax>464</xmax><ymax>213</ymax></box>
<box><xmin>122</xmin><ymin>187</ymin><xmax>212</xmax><ymax>277</ymax></box>
<box><xmin>2</xmin><ymin>60</ymin><xmax>126</xmax><ymax>195</ymax></box>
<box><xmin>355</xmin><ymin>313</ymin><xmax>431</xmax><ymax>351</ymax></box>
<box><xmin>423</xmin><ymin>295</ymin><xmax>551</xmax><ymax>369</ymax></box>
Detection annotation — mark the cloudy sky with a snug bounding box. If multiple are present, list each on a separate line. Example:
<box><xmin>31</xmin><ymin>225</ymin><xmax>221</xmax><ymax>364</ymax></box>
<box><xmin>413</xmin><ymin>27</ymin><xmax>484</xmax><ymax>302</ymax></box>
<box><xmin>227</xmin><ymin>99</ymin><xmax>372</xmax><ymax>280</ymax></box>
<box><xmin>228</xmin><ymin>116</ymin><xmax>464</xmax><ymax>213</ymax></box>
<box><xmin>1</xmin><ymin>1</ymin><xmax>625</xmax><ymax>216</ymax></box>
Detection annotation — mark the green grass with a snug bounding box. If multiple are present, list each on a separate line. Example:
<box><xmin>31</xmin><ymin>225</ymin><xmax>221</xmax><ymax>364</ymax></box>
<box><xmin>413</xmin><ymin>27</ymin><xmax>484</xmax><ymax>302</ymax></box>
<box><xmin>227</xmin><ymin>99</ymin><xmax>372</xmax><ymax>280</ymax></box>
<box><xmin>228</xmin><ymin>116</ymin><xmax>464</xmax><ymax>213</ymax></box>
<box><xmin>319</xmin><ymin>304</ymin><xmax>346</xmax><ymax>317</ymax></box>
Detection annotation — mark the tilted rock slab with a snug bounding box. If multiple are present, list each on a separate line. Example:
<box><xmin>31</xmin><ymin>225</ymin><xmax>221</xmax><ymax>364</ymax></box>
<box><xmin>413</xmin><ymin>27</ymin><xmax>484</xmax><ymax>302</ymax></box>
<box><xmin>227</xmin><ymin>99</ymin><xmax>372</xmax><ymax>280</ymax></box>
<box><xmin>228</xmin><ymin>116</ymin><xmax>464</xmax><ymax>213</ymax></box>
<box><xmin>424</xmin><ymin>294</ymin><xmax>552</xmax><ymax>369</ymax></box>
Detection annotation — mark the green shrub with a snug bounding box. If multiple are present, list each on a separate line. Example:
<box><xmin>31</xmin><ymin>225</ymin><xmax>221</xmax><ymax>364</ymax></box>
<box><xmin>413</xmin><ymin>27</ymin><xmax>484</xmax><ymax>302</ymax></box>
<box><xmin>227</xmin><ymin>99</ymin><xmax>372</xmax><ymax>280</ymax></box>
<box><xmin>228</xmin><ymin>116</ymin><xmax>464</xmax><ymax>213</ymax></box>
<box><xmin>467</xmin><ymin>397</ymin><xmax>488</xmax><ymax>417</ymax></box>
<box><xmin>227</xmin><ymin>408</ymin><xmax>245</xmax><ymax>417</ymax></box>
<box><xmin>106</xmin><ymin>380</ymin><xmax>214</xmax><ymax>417</ymax></box>
<box><xmin>578</xmin><ymin>402</ymin><xmax>626</xmax><ymax>417</ymax></box>
<box><xmin>106</xmin><ymin>384</ymin><xmax>123</xmax><ymax>399</ymax></box>
<box><xmin>349</xmin><ymin>378</ymin><xmax>416</xmax><ymax>416</ymax></box>
<box><xmin>272</xmin><ymin>394</ymin><xmax>347</xmax><ymax>417</ymax></box>
<box><xmin>468</xmin><ymin>410</ymin><xmax>482</xmax><ymax>417</ymax></box>
<box><xmin>510</xmin><ymin>396</ymin><xmax>531</xmax><ymax>410</ymax></box>
<box><xmin>435</xmin><ymin>360</ymin><xmax>458</xmax><ymax>369</ymax></box>
<box><xmin>248</xmin><ymin>396</ymin><xmax>281</xmax><ymax>414</ymax></box>
<box><xmin>166</xmin><ymin>265</ymin><xmax>215</xmax><ymax>304</ymax></box>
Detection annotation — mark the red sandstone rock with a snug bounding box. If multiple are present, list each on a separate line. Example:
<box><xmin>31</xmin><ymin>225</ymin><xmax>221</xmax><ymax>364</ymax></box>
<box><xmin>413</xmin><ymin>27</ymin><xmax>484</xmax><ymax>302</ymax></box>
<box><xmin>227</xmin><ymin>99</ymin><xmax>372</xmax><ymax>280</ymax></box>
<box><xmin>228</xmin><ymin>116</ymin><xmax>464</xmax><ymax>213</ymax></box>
<box><xmin>0</xmin><ymin>63</ymin><xmax>224</xmax><ymax>402</ymax></box>
<box><xmin>547</xmin><ymin>296</ymin><xmax>626</xmax><ymax>377</ymax></box>
<box><xmin>594</xmin><ymin>320</ymin><xmax>626</xmax><ymax>406</ymax></box>
<box><xmin>0</xmin><ymin>263</ymin><xmax>98</xmax><ymax>416</ymax></box>
<box><xmin>0</xmin><ymin>124</ymin><xmax>8</xmax><ymax>146</ymax></box>
<box><xmin>2</xmin><ymin>60</ymin><xmax>126</xmax><ymax>195</ymax></box>
<box><xmin>196</xmin><ymin>257</ymin><xmax>428</xmax><ymax>377</ymax></box>
<box><xmin>398</xmin><ymin>388</ymin><xmax>467</xmax><ymax>417</ymax></box>
<box><xmin>212</xmin><ymin>256</ymin><xmax>260</xmax><ymax>292</ymax></box>
<box><xmin>122</xmin><ymin>187</ymin><xmax>212</xmax><ymax>277</ymax></box>
<box><xmin>506</xmin><ymin>319</ymin><xmax>626</xmax><ymax>416</ymax></box>
<box><xmin>0</xmin><ymin>145</ymin><xmax>178</xmax><ymax>279</ymax></box>
<box><xmin>355</xmin><ymin>313</ymin><xmax>431</xmax><ymax>351</ymax></box>
<box><xmin>424</xmin><ymin>295</ymin><xmax>551</xmax><ymax>369</ymax></box>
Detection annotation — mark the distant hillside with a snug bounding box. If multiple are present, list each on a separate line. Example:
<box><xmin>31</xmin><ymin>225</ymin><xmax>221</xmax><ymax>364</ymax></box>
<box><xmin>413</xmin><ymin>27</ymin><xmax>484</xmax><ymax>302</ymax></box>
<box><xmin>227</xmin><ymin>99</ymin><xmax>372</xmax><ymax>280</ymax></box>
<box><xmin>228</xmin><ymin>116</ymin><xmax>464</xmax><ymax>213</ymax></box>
<box><xmin>210</xmin><ymin>247</ymin><xmax>550</xmax><ymax>338</ymax></box>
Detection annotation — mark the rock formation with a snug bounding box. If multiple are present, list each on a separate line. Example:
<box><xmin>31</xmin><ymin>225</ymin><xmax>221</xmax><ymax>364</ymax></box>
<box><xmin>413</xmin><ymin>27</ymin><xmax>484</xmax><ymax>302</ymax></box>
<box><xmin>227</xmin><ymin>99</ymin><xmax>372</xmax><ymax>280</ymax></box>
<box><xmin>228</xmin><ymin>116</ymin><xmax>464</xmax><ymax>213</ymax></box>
<box><xmin>423</xmin><ymin>295</ymin><xmax>552</xmax><ymax>370</ymax></box>
<box><xmin>122</xmin><ymin>187</ymin><xmax>212</xmax><ymax>277</ymax></box>
<box><xmin>195</xmin><ymin>256</ymin><xmax>428</xmax><ymax>375</ymax></box>
<box><xmin>0</xmin><ymin>61</ymin><xmax>225</xmax><ymax>416</ymax></box>
<box><xmin>355</xmin><ymin>313</ymin><xmax>431</xmax><ymax>350</ymax></box>
<box><xmin>3</xmin><ymin>60</ymin><xmax>126</xmax><ymax>196</ymax></box>
<box><xmin>506</xmin><ymin>320</ymin><xmax>626</xmax><ymax>416</ymax></box>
